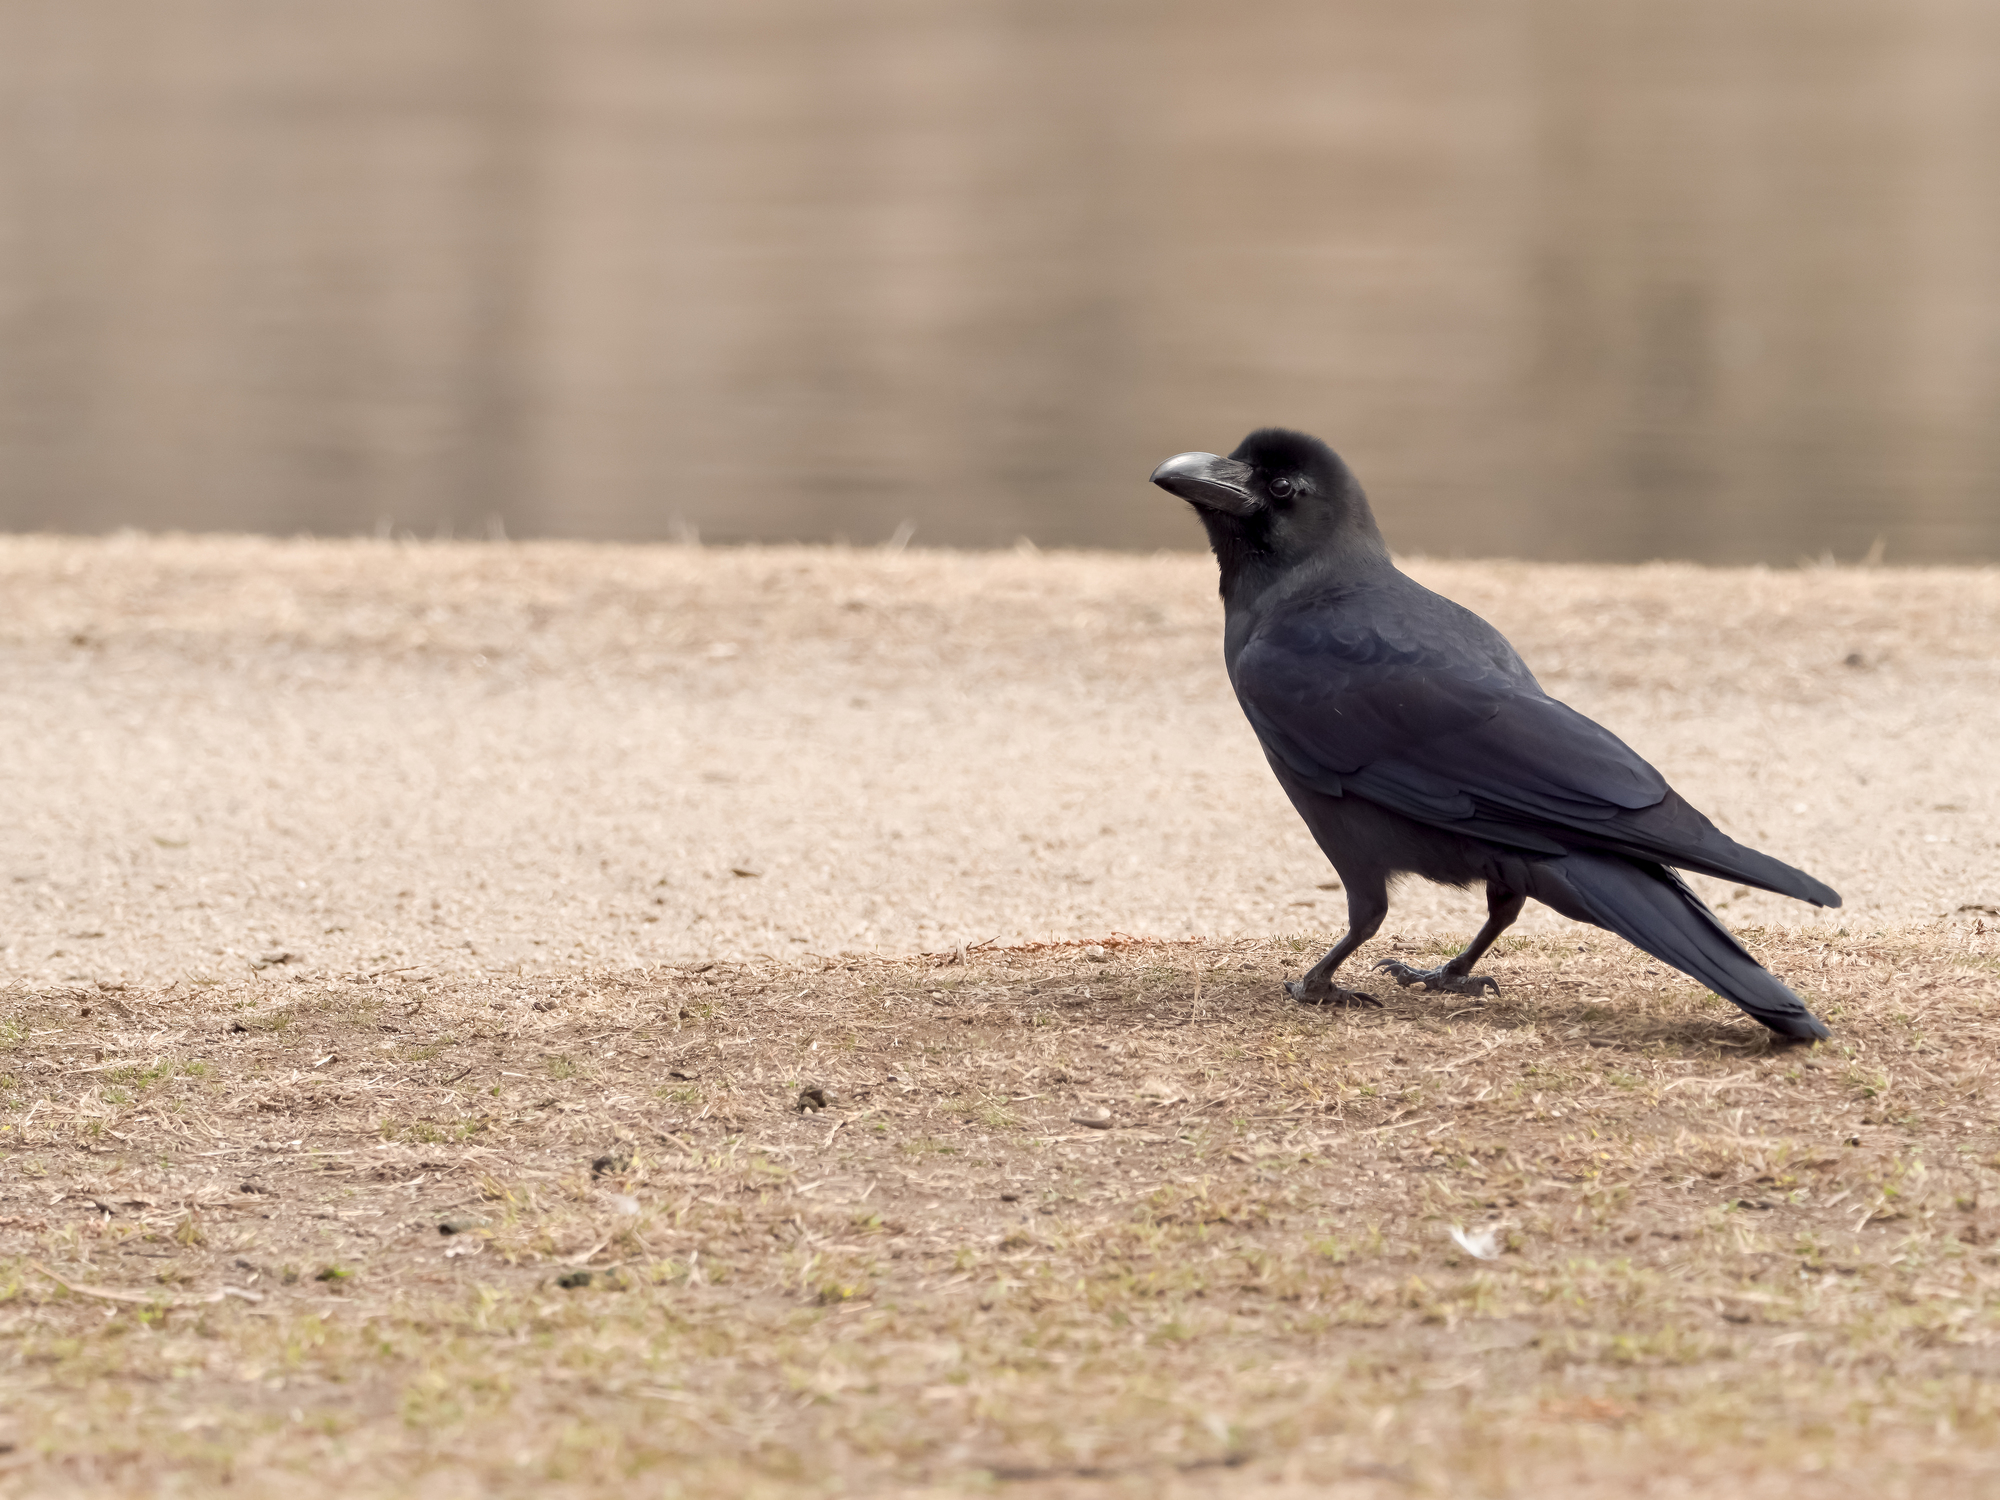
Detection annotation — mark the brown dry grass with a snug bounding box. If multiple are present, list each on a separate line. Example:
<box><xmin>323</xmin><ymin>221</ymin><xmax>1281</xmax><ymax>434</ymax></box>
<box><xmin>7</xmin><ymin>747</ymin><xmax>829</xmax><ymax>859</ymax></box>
<box><xmin>6</xmin><ymin>921</ymin><xmax>2000</xmax><ymax>1498</ymax></box>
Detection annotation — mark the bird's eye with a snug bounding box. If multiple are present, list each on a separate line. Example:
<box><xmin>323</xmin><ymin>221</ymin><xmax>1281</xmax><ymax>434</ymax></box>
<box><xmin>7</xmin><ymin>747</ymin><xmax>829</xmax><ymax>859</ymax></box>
<box><xmin>1268</xmin><ymin>476</ymin><xmax>1295</xmax><ymax>500</ymax></box>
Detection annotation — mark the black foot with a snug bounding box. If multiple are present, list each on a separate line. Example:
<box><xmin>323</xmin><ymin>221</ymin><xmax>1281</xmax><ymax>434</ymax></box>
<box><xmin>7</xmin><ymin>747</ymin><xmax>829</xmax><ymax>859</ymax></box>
<box><xmin>1373</xmin><ymin>959</ymin><xmax>1500</xmax><ymax>998</ymax></box>
<box><xmin>1286</xmin><ymin>979</ymin><xmax>1382</xmax><ymax>1008</ymax></box>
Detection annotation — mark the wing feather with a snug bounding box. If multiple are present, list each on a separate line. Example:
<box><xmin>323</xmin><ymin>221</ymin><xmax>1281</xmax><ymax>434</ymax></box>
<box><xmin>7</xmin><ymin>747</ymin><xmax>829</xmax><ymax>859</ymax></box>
<box><xmin>1230</xmin><ymin>610</ymin><xmax>1834</xmax><ymax>906</ymax></box>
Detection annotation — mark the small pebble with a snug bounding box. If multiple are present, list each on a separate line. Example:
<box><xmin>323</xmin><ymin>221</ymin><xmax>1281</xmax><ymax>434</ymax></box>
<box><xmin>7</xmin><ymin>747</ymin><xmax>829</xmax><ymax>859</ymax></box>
<box><xmin>1071</xmin><ymin>1106</ymin><xmax>1114</xmax><ymax>1129</ymax></box>
<box><xmin>1082</xmin><ymin>945</ymin><xmax>1109</xmax><ymax>963</ymax></box>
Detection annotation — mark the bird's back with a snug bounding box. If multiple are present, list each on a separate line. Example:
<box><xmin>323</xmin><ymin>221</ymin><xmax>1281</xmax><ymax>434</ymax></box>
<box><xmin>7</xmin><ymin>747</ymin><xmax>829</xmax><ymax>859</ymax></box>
<box><xmin>1225</xmin><ymin>561</ymin><xmax>1541</xmax><ymax>702</ymax></box>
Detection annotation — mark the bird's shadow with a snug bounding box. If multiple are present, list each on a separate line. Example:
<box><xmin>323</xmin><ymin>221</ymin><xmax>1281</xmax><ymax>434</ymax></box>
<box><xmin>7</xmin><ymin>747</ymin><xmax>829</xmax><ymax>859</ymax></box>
<box><xmin>1284</xmin><ymin>987</ymin><xmax>1804</xmax><ymax>1059</ymax></box>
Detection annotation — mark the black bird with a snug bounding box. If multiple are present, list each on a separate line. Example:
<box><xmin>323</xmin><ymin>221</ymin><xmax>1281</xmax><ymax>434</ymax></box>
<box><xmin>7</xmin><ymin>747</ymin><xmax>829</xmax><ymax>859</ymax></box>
<box><xmin>1151</xmin><ymin>428</ymin><xmax>1840</xmax><ymax>1040</ymax></box>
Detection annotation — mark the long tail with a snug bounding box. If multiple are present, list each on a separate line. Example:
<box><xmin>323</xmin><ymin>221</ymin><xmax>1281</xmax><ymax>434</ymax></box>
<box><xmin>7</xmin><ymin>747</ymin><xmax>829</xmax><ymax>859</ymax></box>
<box><xmin>1520</xmin><ymin>851</ymin><xmax>1829</xmax><ymax>1040</ymax></box>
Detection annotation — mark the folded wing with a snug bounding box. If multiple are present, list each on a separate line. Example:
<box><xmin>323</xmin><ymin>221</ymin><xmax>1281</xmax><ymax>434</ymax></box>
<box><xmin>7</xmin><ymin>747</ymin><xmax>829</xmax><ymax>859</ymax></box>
<box><xmin>1233</xmin><ymin>613</ymin><xmax>1840</xmax><ymax>908</ymax></box>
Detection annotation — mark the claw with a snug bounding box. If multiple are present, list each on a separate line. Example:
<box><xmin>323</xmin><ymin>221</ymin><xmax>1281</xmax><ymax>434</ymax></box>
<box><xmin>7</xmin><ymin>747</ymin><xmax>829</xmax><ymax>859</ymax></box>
<box><xmin>1285</xmin><ymin>979</ymin><xmax>1383</xmax><ymax>1008</ymax></box>
<box><xmin>1372</xmin><ymin>959</ymin><xmax>1500</xmax><ymax>998</ymax></box>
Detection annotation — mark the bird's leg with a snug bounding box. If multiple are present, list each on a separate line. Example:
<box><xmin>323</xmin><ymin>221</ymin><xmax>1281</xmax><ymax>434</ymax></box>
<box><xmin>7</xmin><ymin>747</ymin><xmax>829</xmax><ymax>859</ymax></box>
<box><xmin>1376</xmin><ymin>884</ymin><xmax>1524</xmax><ymax>999</ymax></box>
<box><xmin>1287</xmin><ymin>883</ymin><xmax>1387</xmax><ymax>1008</ymax></box>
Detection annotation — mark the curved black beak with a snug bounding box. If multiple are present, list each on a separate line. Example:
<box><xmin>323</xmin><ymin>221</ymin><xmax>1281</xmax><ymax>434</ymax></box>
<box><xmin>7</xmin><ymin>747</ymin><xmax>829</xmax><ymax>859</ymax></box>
<box><xmin>1149</xmin><ymin>452</ymin><xmax>1260</xmax><ymax>517</ymax></box>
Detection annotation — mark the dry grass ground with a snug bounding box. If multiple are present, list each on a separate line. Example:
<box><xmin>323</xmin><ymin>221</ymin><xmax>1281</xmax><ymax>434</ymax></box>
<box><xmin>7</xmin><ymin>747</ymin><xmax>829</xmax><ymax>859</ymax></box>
<box><xmin>4</xmin><ymin>539</ymin><xmax>2000</xmax><ymax>1496</ymax></box>
<box><xmin>5</xmin><ymin>927</ymin><xmax>2000</xmax><ymax>1498</ymax></box>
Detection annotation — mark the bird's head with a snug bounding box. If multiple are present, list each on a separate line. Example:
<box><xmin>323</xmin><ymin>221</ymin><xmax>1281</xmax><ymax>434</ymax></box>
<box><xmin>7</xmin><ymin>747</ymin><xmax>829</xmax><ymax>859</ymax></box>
<box><xmin>1150</xmin><ymin>428</ymin><xmax>1389</xmax><ymax>600</ymax></box>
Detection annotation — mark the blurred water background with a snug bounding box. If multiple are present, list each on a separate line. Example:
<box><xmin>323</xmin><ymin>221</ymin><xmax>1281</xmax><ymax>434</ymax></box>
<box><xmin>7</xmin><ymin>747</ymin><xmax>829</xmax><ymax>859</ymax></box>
<box><xmin>2</xmin><ymin>1</ymin><xmax>1996</xmax><ymax>562</ymax></box>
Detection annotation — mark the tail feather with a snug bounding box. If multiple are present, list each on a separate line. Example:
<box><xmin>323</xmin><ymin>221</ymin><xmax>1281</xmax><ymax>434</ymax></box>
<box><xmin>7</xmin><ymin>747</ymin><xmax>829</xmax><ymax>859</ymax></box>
<box><xmin>1522</xmin><ymin>851</ymin><xmax>1829</xmax><ymax>1040</ymax></box>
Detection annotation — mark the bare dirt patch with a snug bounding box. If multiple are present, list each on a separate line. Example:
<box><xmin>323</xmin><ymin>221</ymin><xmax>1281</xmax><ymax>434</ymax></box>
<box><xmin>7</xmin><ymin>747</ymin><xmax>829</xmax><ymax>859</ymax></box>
<box><xmin>3</xmin><ymin>539</ymin><xmax>1997</xmax><ymax>990</ymax></box>
<box><xmin>6</xmin><ymin>923</ymin><xmax>2000</xmax><ymax>1497</ymax></box>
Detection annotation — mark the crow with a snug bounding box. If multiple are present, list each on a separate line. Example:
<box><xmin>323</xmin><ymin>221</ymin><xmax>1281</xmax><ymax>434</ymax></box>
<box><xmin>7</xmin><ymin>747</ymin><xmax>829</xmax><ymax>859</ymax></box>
<box><xmin>1151</xmin><ymin>428</ymin><xmax>1840</xmax><ymax>1040</ymax></box>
